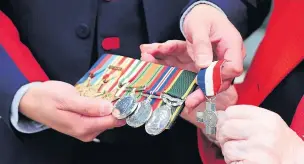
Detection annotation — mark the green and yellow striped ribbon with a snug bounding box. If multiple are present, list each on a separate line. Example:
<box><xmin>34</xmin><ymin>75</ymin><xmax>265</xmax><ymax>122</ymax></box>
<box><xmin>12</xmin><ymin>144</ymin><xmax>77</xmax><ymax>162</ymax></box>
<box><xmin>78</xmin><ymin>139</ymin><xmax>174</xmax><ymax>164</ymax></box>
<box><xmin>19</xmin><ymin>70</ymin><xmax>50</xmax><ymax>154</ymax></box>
<box><xmin>163</xmin><ymin>70</ymin><xmax>197</xmax><ymax>129</ymax></box>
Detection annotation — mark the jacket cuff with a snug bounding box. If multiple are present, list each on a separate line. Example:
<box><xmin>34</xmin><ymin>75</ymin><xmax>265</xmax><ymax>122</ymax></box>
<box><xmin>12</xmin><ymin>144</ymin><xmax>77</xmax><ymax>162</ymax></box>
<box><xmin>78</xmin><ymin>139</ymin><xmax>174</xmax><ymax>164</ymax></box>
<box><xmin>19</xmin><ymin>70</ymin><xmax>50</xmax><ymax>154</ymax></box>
<box><xmin>10</xmin><ymin>82</ymin><xmax>49</xmax><ymax>133</ymax></box>
<box><xmin>180</xmin><ymin>1</ymin><xmax>226</xmax><ymax>38</ymax></box>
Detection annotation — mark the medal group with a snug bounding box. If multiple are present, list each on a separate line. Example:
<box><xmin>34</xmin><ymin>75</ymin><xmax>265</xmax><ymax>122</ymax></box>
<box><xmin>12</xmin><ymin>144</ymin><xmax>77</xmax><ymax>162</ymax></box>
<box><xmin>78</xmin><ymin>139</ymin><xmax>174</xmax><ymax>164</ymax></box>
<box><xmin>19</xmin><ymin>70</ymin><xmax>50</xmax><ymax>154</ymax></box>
<box><xmin>75</xmin><ymin>54</ymin><xmax>197</xmax><ymax>135</ymax></box>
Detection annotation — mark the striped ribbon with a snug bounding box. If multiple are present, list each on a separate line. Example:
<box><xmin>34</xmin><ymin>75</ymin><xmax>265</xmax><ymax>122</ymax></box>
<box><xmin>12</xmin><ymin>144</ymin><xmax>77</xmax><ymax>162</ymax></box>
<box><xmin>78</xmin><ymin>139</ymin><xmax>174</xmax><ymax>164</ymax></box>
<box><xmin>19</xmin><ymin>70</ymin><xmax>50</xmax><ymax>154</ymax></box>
<box><xmin>91</xmin><ymin>55</ymin><xmax>122</xmax><ymax>86</ymax></box>
<box><xmin>130</xmin><ymin>64</ymin><xmax>164</xmax><ymax>100</ymax></box>
<box><xmin>144</xmin><ymin>66</ymin><xmax>180</xmax><ymax>110</ymax></box>
<box><xmin>99</xmin><ymin>57</ymin><xmax>132</xmax><ymax>92</ymax></box>
<box><xmin>116</xmin><ymin>62</ymin><xmax>152</xmax><ymax>97</ymax></box>
<box><xmin>197</xmin><ymin>60</ymin><xmax>226</xmax><ymax>97</ymax></box>
<box><xmin>163</xmin><ymin>70</ymin><xmax>197</xmax><ymax>128</ymax></box>
<box><xmin>107</xmin><ymin>58</ymin><xmax>136</xmax><ymax>91</ymax></box>
<box><xmin>77</xmin><ymin>54</ymin><xmax>109</xmax><ymax>84</ymax></box>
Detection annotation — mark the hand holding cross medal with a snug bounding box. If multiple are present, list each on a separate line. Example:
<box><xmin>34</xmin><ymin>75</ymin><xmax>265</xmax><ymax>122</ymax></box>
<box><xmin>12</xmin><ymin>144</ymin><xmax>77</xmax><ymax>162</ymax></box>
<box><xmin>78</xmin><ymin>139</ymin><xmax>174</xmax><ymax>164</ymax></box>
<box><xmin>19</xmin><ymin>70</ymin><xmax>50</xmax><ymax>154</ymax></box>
<box><xmin>196</xmin><ymin>60</ymin><xmax>227</xmax><ymax>135</ymax></box>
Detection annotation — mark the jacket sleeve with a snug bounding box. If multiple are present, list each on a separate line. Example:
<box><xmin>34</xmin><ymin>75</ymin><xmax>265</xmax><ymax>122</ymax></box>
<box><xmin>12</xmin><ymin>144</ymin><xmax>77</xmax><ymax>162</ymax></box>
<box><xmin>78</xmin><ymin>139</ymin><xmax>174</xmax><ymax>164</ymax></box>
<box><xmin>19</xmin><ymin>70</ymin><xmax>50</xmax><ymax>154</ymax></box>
<box><xmin>0</xmin><ymin>11</ymin><xmax>49</xmax><ymax>134</ymax></box>
<box><xmin>181</xmin><ymin>0</ymin><xmax>271</xmax><ymax>38</ymax></box>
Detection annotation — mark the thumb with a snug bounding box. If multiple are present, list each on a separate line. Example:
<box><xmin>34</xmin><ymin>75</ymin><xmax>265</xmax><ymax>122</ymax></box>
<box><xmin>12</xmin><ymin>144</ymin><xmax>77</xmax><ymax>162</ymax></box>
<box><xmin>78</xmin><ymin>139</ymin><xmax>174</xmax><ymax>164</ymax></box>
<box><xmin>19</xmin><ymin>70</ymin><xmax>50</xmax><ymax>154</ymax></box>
<box><xmin>191</xmin><ymin>29</ymin><xmax>213</xmax><ymax>68</ymax></box>
<box><xmin>61</xmin><ymin>95</ymin><xmax>113</xmax><ymax>117</ymax></box>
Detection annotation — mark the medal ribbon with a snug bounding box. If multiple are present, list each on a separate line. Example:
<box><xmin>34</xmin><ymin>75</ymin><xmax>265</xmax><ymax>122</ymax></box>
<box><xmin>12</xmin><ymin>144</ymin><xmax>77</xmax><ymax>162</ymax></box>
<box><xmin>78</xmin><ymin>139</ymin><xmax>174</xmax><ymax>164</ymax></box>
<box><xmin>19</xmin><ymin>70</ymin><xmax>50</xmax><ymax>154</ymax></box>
<box><xmin>163</xmin><ymin>70</ymin><xmax>197</xmax><ymax>128</ymax></box>
<box><xmin>130</xmin><ymin>64</ymin><xmax>164</xmax><ymax>100</ymax></box>
<box><xmin>91</xmin><ymin>55</ymin><xmax>122</xmax><ymax>86</ymax></box>
<box><xmin>144</xmin><ymin>66</ymin><xmax>180</xmax><ymax>109</ymax></box>
<box><xmin>77</xmin><ymin>54</ymin><xmax>110</xmax><ymax>84</ymax></box>
<box><xmin>115</xmin><ymin>62</ymin><xmax>151</xmax><ymax>97</ymax></box>
<box><xmin>100</xmin><ymin>57</ymin><xmax>132</xmax><ymax>92</ymax></box>
<box><xmin>107</xmin><ymin>58</ymin><xmax>136</xmax><ymax>91</ymax></box>
<box><xmin>118</xmin><ymin>60</ymin><xmax>144</xmax><ymax>85</ymax></box>
<box><xmin>197</xmin><ymin>60</ymin><xmax>226</xmax><ymax>97</ymax></box>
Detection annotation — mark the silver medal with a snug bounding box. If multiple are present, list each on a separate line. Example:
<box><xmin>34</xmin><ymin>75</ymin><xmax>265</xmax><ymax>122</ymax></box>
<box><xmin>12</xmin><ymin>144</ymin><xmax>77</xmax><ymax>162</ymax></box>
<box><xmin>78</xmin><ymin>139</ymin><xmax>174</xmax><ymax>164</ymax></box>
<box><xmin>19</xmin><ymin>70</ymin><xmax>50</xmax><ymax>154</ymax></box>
<box><xmin>113</xmin><ymin>89</ymin><xmax>138</xmax><ymax>119</ymax></box>
<box><xmin>126</xmin><ymin>96</ymin><xmax>153</xmax><ymax>128</ymax></box>
<box><xmin>145</xmin><ymin>94</ymin><xmax>184</xmax><ymax>136</ymax></box>
<box><xmin>196</xmin><ymin>97</ymin><xmax>217</xmax><ymax>135</ymax></box>
<box><xmin>145</xmin><ymin>103</ymin><xmax>172</xmax><ymax>136</ymax></box>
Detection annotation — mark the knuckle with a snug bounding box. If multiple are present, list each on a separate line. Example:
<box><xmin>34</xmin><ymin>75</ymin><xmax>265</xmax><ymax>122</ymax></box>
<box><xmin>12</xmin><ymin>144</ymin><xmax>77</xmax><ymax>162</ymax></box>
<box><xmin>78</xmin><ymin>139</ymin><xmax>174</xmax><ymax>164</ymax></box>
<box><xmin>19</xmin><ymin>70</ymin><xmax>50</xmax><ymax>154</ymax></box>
<box><xmin>231</xmin><ymin>65</ymin><xmax>244</xmax><ymax>76</ymax></box>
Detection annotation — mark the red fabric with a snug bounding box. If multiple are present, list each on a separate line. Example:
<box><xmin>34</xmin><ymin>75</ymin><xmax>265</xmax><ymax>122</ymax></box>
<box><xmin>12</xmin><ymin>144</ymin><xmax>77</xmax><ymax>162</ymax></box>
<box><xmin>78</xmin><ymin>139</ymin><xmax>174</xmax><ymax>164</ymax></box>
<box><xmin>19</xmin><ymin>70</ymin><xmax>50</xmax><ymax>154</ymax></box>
<box><xmin>197</xmin><ymin>1</ymin><xmax>304</xmax><ymax>163</ymax></box>
<box><xmin>102</xmin><ymin>37</ymin><xmax>120</xmax><ymax>50</ymax></box>
<box><xmin>0</xmin><ymin>11</ymin><xmax>48</xmax><ymax>82</ymax></box>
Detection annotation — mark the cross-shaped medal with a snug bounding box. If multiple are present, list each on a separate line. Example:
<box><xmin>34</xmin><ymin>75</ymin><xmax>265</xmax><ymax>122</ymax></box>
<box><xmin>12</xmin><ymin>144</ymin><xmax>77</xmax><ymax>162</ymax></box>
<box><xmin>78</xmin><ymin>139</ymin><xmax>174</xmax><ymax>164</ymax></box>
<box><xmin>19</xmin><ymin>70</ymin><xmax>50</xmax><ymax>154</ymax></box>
<box><xmin>196</xmin><ymin>97</ymin><xmax>217</xmax><ymax>135</ymax></box>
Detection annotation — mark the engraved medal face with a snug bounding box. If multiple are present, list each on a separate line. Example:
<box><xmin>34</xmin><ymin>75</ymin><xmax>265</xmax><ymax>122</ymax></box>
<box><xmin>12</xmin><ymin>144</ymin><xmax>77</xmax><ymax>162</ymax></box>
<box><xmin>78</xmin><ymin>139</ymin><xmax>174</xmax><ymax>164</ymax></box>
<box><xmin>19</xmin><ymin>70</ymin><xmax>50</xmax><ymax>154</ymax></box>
<box><xmin>145</xmin><ymin>104</ymin><xmax>172</xmax><ymax>136</ymax></box>
<box><xmin>126</xmin><ymin>99</ymin><xmax>153</xmax><ymax>128</ymax></box>
<box><xmin>113</xmin><ymin>95</ymin><xmax>138</xmax><ymax>119</ymax></box>
<box><xmin>203</xmin><ymin>111</ymin><xmax>217</xmax><ymax>127</ymax></box>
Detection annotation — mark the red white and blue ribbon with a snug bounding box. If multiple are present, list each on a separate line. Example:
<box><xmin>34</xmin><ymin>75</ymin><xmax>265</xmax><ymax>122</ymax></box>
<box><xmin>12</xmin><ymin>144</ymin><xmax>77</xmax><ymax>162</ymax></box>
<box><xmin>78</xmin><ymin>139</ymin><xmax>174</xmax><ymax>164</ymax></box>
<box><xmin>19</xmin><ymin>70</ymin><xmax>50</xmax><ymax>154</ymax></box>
<box><xmin>197</xmin><ymin>60</ymin><xmax>226</xmax><ymax>97</ymax></box>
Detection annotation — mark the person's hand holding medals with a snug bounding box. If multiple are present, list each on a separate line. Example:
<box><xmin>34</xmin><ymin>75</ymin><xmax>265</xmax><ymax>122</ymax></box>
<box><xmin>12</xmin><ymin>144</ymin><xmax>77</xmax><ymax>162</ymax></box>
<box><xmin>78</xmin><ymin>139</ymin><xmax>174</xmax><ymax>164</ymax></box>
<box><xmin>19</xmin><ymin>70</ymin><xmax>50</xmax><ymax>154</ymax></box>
<box><xmin>140</xmin><ymin>40</ymin><xmax>242</xmax><ymax>140</ymax></box>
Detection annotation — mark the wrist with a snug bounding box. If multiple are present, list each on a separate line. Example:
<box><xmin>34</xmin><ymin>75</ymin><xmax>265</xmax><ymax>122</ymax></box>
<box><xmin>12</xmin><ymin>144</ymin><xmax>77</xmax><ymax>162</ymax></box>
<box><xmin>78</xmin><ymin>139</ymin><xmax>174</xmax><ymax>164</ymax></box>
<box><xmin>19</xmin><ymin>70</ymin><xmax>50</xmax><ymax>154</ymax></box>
<box><xmin>180</xmin><ymin>1</ymin><xmax>226</xmax><ymax>38</ymax></box>
<box><xmin>19</xmin><ymin>82</ymin><xmax>42</xmax><ymax>118</ymax></box>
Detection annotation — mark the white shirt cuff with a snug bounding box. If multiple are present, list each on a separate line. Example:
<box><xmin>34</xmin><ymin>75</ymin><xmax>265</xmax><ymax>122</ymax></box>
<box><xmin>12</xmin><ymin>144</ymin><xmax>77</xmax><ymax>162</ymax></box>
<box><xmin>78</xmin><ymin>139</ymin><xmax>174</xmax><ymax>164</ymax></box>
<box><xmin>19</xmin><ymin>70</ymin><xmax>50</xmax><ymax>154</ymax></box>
<box><xmin>10</xmin><ymin>82</ymin><xmax>49</xmax><ymax>134</ymax></box>
<box><xmin>179</xmin><ymin>1</ymin><xmax>227</xmax><ymax>38</ymax></box>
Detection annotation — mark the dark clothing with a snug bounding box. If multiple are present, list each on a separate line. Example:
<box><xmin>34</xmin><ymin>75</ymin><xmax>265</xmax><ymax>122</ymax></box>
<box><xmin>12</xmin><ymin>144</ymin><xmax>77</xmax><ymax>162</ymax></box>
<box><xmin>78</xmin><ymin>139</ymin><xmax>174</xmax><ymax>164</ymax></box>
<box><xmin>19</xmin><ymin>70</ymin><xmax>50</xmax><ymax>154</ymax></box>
<box><xmin>261</xmin><ymin>61</ymin><xmax>304</xmax><ymax>126</ymax></box>
<box><xmin>0</xmin><ymin>0</ymin><xmax>269</xmax><ymax>163</ymax></box>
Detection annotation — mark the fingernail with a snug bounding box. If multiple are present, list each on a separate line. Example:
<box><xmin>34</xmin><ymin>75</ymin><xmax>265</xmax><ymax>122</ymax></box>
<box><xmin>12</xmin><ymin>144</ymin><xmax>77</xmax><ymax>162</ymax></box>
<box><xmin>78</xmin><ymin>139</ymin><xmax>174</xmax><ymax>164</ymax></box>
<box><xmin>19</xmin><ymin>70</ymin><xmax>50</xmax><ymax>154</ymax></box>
<box><xmin>197</xmin><ymin>61</ymin><xmax>210</xmax><ymax>68</ymax></box>
<box><xmin>196</xmin><ymin>57</ymin><xmax>212</xmax><ymax>68</ymax></box>
<box><xmin>112</xmin><ymin>109</ymin><xmax>120</xmax><ymax>118</ymax></box>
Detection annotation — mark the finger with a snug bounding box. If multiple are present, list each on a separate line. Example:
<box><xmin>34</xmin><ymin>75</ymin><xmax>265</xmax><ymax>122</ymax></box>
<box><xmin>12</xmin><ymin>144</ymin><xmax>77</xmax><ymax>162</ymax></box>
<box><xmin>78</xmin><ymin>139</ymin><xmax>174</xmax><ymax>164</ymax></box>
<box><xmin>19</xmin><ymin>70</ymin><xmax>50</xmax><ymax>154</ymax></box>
<box><xmin>185</xmin><ymin>89</ymin><xmax>205</xmax><ymax>113</ymax></box>
<box><xmin>225</xmin><ymin>105</ymin><xmax>265</xmax><ymax>120</ymax></box>
<box><xmin>63</xmin><ymin>96</ymin><xmax>113</xmax><ymax>117</ymax></box>
<box><xmin>221</xmin><ymin>140</ymin><xmax>248</xmax><ymax>164</ymax></box>
<box><xmin>191</xmin><ymin>27</ymin><xmax>213</xmax><ymax>68</ymax></box>
<box><xmin>88</xmin><ymin>115</ymin><xmax>126</xmax><ymax>132</ymax></box>
<box><xmin>140</xmin><ymin>43</ymin><xmax>161</xmax><ymax>55</ymax></box>
<box><xmin>215</xmin><ymin>27</ymin><xmax>245</xmax><ymax>80</ymax></box>
<box><xmin>141</xmin><ymin>40</ymin><xmax>188</xmax><ymax>61</ymax></box>
<box><xmin>217</xmin><ymin>119</ymin><xmax>255</xmax><ymax>145</ymax></box>
<box><xmin>221</xmin><ymin>60</ymin><xmax>244</xmax><ymax>81</ymax></box>
<box><xmin>140</xmin><ymin>53</ymin><xmax>162</xmax><ymax>64</ymax></box>
<box><xmin>156</xmin><ymin>40</ymin><xmax>187</xmax><ymax>57</ymax></box>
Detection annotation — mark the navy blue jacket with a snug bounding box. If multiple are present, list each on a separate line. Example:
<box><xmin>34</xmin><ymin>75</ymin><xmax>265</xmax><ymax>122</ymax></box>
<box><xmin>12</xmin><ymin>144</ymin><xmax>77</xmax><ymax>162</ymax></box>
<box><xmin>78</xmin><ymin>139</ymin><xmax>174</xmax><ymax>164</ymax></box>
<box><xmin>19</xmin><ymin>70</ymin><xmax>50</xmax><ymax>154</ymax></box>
<box><xmin>0</xmin><ymin>0</ymin><xmax>270</xmax><ymax>163</ymax></box>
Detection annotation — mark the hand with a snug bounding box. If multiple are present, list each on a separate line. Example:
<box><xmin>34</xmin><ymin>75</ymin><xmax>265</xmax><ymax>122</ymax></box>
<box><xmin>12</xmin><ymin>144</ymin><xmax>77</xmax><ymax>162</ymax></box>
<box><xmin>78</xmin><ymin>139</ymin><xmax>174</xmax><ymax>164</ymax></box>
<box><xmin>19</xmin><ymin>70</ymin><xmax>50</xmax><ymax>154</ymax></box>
<box><xmin>180</xmin><ymin>85</ymin><xmax>237</xmax><ymax>127</ymax></box>
<box><xmin>180</xmin><ymin>85</ymin><xmax>237</xmax><ymax>144</ymax></box>
<box><xmin>140</xmin><ymin>5</ymin><xmax>244</xmax><ymax>111</ymax></box>
<box><xmin>217</xmin><ymin>105</ymin><xmax>304</xmax><ymax>164</ymax></box>
<box><xmin>140</xmin><ymin>40</ymin><xmax>240</xmax><ymax>112</ymax></box>
<box><xmin>19</xmin><ymin>81</ymin><xmax>126</xmax><ymax>142</ymax></box>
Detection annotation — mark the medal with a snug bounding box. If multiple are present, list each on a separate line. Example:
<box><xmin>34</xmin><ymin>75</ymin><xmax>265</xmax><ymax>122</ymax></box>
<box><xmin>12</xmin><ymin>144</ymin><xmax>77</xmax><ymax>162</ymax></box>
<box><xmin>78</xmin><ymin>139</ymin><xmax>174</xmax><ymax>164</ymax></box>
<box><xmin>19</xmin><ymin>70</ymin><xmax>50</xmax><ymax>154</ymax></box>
<box><xmin>126</xmin><ymin>95</ymin><xmax>153</xmax><ymax>128</ymax></box>
<box><xmin>113</xmin><ymin>88</ymin><xmax>139</xmax><ymax>119</ymax></box>
<box><xmin>141</xmin><ymin>67</ymin><xmax>180</xmax><ymax>135</ymax></box>
<box><xmin>124</xmin><ymin>64</ymin><xmax>164</xmax><ymax>127</ymax></box>
<box><xmin>196</xmin><ymin>97</ymin><xmax>217</xmax><ymax>135</ymax></box>
<box><xmin>145</xmin><ymin>94</ymin><xmax>183</xmax><ymax>136</ymax></box>
<box><xmin>196</xmin><ymin>60</ymin><xmax>226</xmax><ymax>135</ymax></box>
